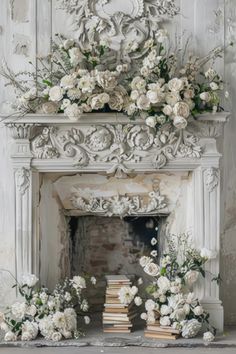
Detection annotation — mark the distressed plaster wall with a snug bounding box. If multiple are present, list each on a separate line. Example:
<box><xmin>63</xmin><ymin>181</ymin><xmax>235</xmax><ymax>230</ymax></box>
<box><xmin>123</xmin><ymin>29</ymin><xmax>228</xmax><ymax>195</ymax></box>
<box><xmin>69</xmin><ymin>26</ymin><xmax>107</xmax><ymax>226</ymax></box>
<box><xmin>0</xmin><ymin>0</ymin><xmax>236</xmax><ymax>324</ymax></box>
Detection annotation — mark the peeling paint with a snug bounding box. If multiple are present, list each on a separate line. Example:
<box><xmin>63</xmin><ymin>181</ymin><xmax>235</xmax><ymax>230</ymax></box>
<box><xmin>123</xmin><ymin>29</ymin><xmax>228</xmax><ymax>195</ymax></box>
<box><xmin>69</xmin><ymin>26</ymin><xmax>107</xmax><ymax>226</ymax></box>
<box><xmin>12</xmin><ymin>34</ymin><xmax>30</xmax><ymax>56</ymax></box>
<box><xmin>10</xmin><ymin>0</ymin><xmax>29</xmax><ymax>23</ymax></box>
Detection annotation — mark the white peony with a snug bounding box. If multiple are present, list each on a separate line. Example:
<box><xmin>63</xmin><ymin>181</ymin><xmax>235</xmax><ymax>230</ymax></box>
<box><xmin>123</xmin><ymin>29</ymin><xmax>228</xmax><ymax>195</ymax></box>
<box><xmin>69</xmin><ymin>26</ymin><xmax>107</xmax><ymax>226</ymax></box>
<box><xmin>53</xmin><ymin>312</ymin><xmax>66</xmax><ymax>329</ymax></box>
<box><xmin>168</xmin><ymin>78</ymin><xmax>184</xmax><ymax>92</ymax></box>
<box><xmin>173</xmin><ymin>102</ymin><xmax>190</xmax><ymax>118</ymax></box>
<box><xmin>21</xmin><ymin>320</ymin><xmax>38</xmax><ymax>340</ymax></box>
<box><xmin>134</xmin><ymin>296</ymin><xmax>143</xmax><ymax>306</ymax></box>
<box><xmin>173</xmin><ymin>116</ymin><xmax>188</xmax><ymax>129</ymax></box>
<box><xmin>136</xmin><ymin>95</ymin><xmax>150</xmax><ymax>110</ymax></box>
<box><xmin>145</xmin><ymin>299</ymin><xmax>156</xmax><ymax>312</ymax></box>
<box><xmin>157</xmin><ymin>276</ymin><xmax>171</xmax><ymax>294</ymax></box>
<box><xmin>200</xmin><ymin>92</ymin><xmax>211</xmax><ymax>102</ymax></box>
<box><xmin>184</xmin><ymin>270</ymin><xmax>199</xmax><ymax>286</ymax></box>
<box><xmin>4</xmin><ymin>331</ymin><xmax>17</xmax><ymax>342</ymax></box>
<box><xmin>146</xmin><ymin>116</ymin><xmax>157</xmax><ymax>128</ymax></box>
<box><xmin>69</xmin><ymin>47</ymin><xmax>83</xmax><ymax>66</ymax></box>
<box><xmin>200</xmin><ymin>248</ymin><xmax>217</xmax><ymax>260</ymax></box>
<box><xmin>160</xmin><ymin>316</ymin><xmax>171</xmax><ymax>326</ymax></box>
<box><xmin>165</xmin><ymin>92</ymin><xmax>180</xmax><ymax>106</ymax></box>
<box><xmin>162</xmin><ymin>104</ymin><xmax>173</xmax><ymax>116</ymax></box>
<box><xmin>144</xmin><ymin>262</ymin><xmax>160</xmax><ymax>277</ymax></box>
<box><xmin>38</xmin><ymin>315</ymin><xmax>54</xmax><ymax>339</ymax></box>
<box><xmin>139</xmin><ymin>256</ymin><xmax>153</xmax><ymax>268</ymax></box>
<box><xmin>21</xmin><ymin>274</ymin><xmax>39</xmax><ymax>288</ymax></box>
<box><xmin>60</xmin><ymin>74</ymin><xmax>77</xmax><ymax>90</ymax></box>
<box><xmin>11</xmin><ymin>302</ymin><xmax>27</xmax><ymax>320</ymax></box>
<box><xmin>160</xmin><ymin>305</ymin><xmax>172</xmax><ymax>316</ymax></box>
<box><xmin>203</xmin><ymin>331</ymin><xmax>215</xmax><ymax>342</ymax></box>
<box><xmin>118</xmin><ymin>286</ymin><xmax>135</xmax><ymax>305</ymax></box>
<box><xmin>65</xmin><ymin>103</ymin><xmax>83</xmax><ymax>121</ymax></box>
<box><xmin>193</xmin><ymin>305</ymin><xmax>204</xmax><ymax>316</ymax></box>
<box><xmin>64</xmin><ymin>308</ymin><xmax>77</xmax><ymax>331</ymax></box>
<box><xmin>51</xmin><ymin>331</ymin><xmax>62</xmax><ymax>341</ymax></box>
<box><xmin>49</xmin><ymin>86</ymin><xmax>64</xmax><ymax>102</ymax></box>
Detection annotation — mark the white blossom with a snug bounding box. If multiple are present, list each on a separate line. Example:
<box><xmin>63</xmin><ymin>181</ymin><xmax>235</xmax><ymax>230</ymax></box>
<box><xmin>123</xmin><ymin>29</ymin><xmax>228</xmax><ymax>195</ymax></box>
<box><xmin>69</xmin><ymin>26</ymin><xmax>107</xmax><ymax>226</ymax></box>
<box><xmin>4</xmin><ymin>331</ymin><xmax>17</xmax><ymax>342</ymax></box>
<box><xmin>203</xmin><ymin>331</ymin><xmax>215</xmax><ymax>342</ymax></box>
<box><xmin>134</xmin><ymin>296</ymin><xmax>143</xmax><ymax>306</ymax></box>
<box><xmin>84</xmin><ymin>316</ymin><xmax>90</xmax><ymax>325</ymax></box>
<box><xmin>160</xmin><ymin>316</ymin><xmax>171</xmax><ymax>326</ymax></box>
<box><xmin>21</xmin><ymin>274</ymin><xmax>39</xmax><ymax>288</ymax></box>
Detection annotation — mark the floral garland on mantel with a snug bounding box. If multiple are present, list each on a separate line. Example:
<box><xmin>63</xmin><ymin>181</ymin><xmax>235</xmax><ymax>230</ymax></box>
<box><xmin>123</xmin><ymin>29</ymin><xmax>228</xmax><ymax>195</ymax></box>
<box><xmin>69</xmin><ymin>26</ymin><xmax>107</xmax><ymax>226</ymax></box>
<box><xmin>0</xmin><ymin>7</ymin><xmax>227</xmax><ymax>132</ymax></box>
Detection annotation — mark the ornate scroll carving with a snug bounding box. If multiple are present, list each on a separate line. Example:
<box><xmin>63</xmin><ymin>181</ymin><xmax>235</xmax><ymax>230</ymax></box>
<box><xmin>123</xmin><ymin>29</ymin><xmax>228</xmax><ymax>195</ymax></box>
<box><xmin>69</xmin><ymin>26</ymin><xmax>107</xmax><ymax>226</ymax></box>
<box><xmin>205</xmin><ymin>168</ymin><xmax>219</xmax><ymax>192</ymax></box>
<box><xmin>71</xmin><ymin>188</ymin><xmax>167</xmax><ymax>217</ymax></box>
<box><xmin>57</xmin><ymin>0</ymin><xmax>179</xmax><ymax>62</ymax></box>
<box><xmin>30</xmin><ymin>123</ymin><xmax>202</xmax><ymax>172</ymax></box>
<box><xmin>15</xmin><ymin>167</ymin><xmax>30</xmax><ymax>195</ymax></box>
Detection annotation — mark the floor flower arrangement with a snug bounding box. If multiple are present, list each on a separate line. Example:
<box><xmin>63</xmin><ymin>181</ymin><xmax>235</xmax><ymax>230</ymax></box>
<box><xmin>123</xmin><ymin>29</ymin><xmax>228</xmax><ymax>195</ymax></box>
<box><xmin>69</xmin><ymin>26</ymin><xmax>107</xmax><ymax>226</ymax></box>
<box><xmin>132</xmin><ymin>233</ymin><xmax>218</xmax><ymax>342</ymax></box>
<box><xmin>0</xmin><ymin>274</ymin><xmax>95</xmax><ymax>342</ymax></box>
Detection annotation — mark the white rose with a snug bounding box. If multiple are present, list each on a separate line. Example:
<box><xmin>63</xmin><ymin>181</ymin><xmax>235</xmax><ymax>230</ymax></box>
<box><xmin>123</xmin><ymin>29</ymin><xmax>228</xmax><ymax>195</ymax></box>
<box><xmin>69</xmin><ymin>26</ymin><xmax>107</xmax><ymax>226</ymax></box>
<box><xmin>157</xmin><ymin>276</ymin><xmax>171</xmax><ymax>294</ymax></box>
<box><xmin>134</xmin><ymin>296</ymin><xmax>143</xmax><ymax>306</ymax></box>
<box><xmin>140</xmin><ymin>312</ymin><xmax>148</xmax><ymax>321</ymax></box>
<box><xmin>4</xmin><ymin>331</ymin><xmax>17</xmax><ymax>342</ymax></box>
<box><xmin>63</xmin><ymin>39</ymin><xmax>74</xmax><ymax>50</ymax></box>
<box><xmin>162</xmin><ymin>105</ymin><xmax>173</xmax><ymax>116</ymax></box>
<box><xmin>140</xmin><ymin>66</ymin><xmax>150</xmax><ymax>77</ymax></box>
<box><xmin>125</xmin><ymin>103</ymin><xmax>137</xmax><ymax>116</ymax></box>
<box><xmin>160</xmin><ymin>316</ymin><xmax>171</xmax><ymax>326</ymax></box>
<box><xmin>42</xmin><ymin>101</ymin><xmax>59</xmax><ymax>114</ymax></box>
<box><xmin>90</xmin><ymin>93</ymin><xmax>110</xmax><ymax>110</ymax></box>
<box><xmin>144</xmin><ymin>262</ymin><xmax>160</xmax><ymax>277</ymax></box>
<box><xmin>173</xmin><ymin>102</ymin><xmax>190</xmax><ymax>118</ymax></box>
<box><xmin>65</xmin><ymin>103</ymin><xmax>82</xmax><ymax>121</ymax></box>
<box><xmin>11</xmin><ymin>302</ymin><xmax>27</xmax><ymax>320</ymax></box>
<box><xmin>84</xmin><ymin>316</ymin><xmax>90</xmax><ymax>325</ymax></box>
<box><xmin>200</xmin><ymin>248</ymin><xmax>217</xmax><ymax>260</ymax></box>
<box><xmin>173</xmin><ymin>116</ymin><xmax>188</xmax><ymax>129</ymax></box>
<box><xmin>51</xmin><ymin>331</ymin><xmax>62</xmax><ymax>342</ymax></box>
<box><xmin>172</xmin><ymin>308</ymin><xmax>186</xmax><ymax>322</ymax></box>
<box><xmin>145</xmin><ymin>299</ymin><xmax>156</xmax><ymax>312</ymax></box>
<box><xmin>69</xmin><ymin>47</ymin><xmax>83</xmax><ymax>66</ymax></box>
<box><xmin>146</xmin><ymin>90</ymin><xmax>162</xmax><ymax>104</ymax></box>
<box><xmin>131</xmin><ymin>77</ymin><xmax>146</xmax><ymax>91</ymax></box>
<box><xmin>26</xmin><ymin>305</ymin><xmax>37</xmax><ymax>317</ymax></box>
<box><xmin>139</xmin><ymin>256</ymin><xmax>153</xmax><ymax>268</ymax></box>
<box><xmin>168</xmin><ymin>78</ymin><xmax>184</xmax><ymax>92</ymax></box>
<box><xmin>193</xmin><ymin>305</ymin><xmax>204</xmax><ymax>316</ymax></box>
<box><xmin>165</xmin><ymin>92</ymin><xmax>180</xmax><ymax>106</ymax></box>
<box><xmin>146</xmin><ymin>116</ymin><xmax>157</xmax><ymax>128</ymax></box>
<box><xmin>60</xmin><ymin>74</ymin><xmax>77</xmax><ymax>90</ymax></box>
<box><xmin>108</xmin><ymin>91</ymin><xmax>124</xmax><ymax>111</ymax></box>
<box><xmin>160</xmin><ymin>305</ymin><xmax>171</xmax><ymax>316</ymax></box>
<box><xmin>49</xmin><ymin>86</ymin><xmax>64</xmax><ymax>102</ymax></box>
<box><xmin>203</xmin><ymin>331</ymin><xmax>215</xmax><ymax>342</ymax></box>
<box><xmin>136</xmin><ymin>95</ymin><xmax>150</xmax><ymax>110</ymax></box>
<box><xmin>184</xmin><ymin>270</ymin><xmax>199</xmax><ymax>286</ymax></box>
<box><xmin>130</xmin><ymin>90</ymin><xmax>139</xmax><ymax>101</ymax></box>
<box><xmin>184</xmin><ymin>89</ymin><xmax>194</xmax><ymax>99</ymax></box>
<box><xmin>200</xmin><ymin>92</ymin><xmax>211</xmax><ymax>102</ymax></box>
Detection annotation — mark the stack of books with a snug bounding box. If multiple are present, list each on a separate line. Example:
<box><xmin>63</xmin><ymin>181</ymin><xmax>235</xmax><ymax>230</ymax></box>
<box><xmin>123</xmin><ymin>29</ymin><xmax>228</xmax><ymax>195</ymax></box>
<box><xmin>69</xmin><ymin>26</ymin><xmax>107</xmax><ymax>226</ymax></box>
<box><xmin>144</xmin><ymin>322</ymin><xmax>180</xmax><ymax>340</ymax></box>
<box><xmin>102</xmin><ymin>275</ymin><xmax>137</xmax><ymax>333</ymax></box>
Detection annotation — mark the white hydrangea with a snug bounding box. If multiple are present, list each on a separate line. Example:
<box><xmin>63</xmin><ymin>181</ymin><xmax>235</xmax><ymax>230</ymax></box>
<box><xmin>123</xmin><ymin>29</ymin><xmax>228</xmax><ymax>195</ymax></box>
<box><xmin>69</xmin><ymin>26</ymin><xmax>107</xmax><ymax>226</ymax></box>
<box><xmin>203</xmin><ymin>331</ymin><xmax>215</xmax><ymax>342</ymax></box>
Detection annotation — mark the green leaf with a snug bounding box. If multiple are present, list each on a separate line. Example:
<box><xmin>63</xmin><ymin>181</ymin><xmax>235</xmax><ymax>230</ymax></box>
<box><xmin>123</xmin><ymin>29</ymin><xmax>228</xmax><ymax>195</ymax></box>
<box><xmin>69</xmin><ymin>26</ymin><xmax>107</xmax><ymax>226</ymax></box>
<box><xmin>42</xmin><ymin>79</ymin><xmax>53</xmax><ymax>87</ymax></box>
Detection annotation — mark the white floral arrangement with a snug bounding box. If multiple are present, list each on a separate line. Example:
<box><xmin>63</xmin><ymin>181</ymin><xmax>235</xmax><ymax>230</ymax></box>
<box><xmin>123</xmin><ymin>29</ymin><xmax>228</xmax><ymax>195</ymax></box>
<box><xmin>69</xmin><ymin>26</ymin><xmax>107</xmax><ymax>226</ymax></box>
<box><xmin>1</xmin><ymin>30</ymin><xmax>227</xmax><ymax>131</ymax></box>
<box><xmin>0</xmin><ymin>273</ymin><xmax>95</xmax><ymax>342</ymax></box>
<box><xmin>133</xmin><ymin>233</ymin><xmax>218</xmax><ymax>341</ymax></box>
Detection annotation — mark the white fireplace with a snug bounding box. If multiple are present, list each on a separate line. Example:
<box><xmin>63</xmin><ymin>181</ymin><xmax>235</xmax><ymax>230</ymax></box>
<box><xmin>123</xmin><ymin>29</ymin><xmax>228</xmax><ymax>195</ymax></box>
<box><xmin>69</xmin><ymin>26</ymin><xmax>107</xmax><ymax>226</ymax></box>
<box><xmin>4</xmin><ymin>112</ymin><xmax>229</xmax><ymax>331</ymax></box>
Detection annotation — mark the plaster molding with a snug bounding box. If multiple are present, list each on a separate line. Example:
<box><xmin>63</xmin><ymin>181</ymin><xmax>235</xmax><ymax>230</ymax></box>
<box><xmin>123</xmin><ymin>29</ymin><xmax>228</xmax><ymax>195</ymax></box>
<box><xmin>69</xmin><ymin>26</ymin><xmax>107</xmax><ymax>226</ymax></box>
<box><xmin>30</xmin><ymin>123</ymin><xmax>202</xmax><ymax>172</ymax></box>
<box><xmin>205</xmin><ymin>167</ymin><xmax>220</xmax><ymax>192</ymax></box>
<box><xmin>71</xmin><ymin>187</ymin><xmax>167</xmax><ymax>217</ymax></box>
<box><xmin>15</xmin><ymin>167</ymin><xmax>30</xmax><ymax>195</ymax></box>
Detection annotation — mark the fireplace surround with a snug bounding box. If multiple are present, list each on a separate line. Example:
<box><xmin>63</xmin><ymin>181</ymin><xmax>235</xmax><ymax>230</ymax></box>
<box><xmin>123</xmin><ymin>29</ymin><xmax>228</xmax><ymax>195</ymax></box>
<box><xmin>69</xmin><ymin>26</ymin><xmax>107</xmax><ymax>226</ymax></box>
<box><xmin>4</xmin><ymin>112</ymin><xmax>229</xmax><ymax>331</ymax></box>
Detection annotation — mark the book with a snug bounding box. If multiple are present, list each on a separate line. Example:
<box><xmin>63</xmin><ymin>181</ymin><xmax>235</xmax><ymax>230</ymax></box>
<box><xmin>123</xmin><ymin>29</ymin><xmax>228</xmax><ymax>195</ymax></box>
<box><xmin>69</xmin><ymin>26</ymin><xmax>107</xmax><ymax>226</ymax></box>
<box><xmin>146</xmin><ymin>325</ymin><xmax>180</xmax><ymax>335</ymax></box>
<box><xmin>103</xmin><ymin>328</ymin><xmax>131</xmax><ymax>333</ymax></box>
<box><xmin>144</xmin><ymin>331</ymin><xmax>179</xmax><ymax>340</ymax></box>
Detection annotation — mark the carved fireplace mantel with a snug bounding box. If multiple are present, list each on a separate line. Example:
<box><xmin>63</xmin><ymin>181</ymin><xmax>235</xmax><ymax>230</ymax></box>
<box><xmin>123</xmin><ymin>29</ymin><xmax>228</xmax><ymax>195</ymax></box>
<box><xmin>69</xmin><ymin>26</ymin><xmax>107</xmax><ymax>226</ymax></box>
<box><xmin>3</xmin><ymin>111</ymin><xmax>229</xmax><ymax>331</ymax></box>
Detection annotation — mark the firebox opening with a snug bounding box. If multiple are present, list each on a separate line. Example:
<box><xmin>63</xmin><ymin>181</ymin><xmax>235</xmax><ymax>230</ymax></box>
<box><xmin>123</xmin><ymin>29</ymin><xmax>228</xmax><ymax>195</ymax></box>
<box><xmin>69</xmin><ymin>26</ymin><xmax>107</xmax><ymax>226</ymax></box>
<box><xmin>68</xmin><ymin>215</ymin><xmax>164</xmax><ymax>311</ymax></box>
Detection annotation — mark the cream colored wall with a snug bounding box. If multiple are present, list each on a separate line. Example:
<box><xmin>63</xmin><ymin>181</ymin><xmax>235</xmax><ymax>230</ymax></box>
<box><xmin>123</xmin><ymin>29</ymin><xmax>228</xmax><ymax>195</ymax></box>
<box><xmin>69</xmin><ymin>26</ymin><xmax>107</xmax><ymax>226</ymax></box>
<box><xmin>0</xmin><ymin>0</ymin><xmax>235</xmax><ymax>324</ymax></box>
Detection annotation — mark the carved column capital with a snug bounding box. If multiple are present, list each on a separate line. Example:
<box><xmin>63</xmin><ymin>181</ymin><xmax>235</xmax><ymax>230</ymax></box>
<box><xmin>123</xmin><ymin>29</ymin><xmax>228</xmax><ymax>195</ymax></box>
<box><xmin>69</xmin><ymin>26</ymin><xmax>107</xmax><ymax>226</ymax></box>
<box><xmin>7</xmin><ymin>123</ymin><xmax>36</xmax><ymax>140</ymax></box>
